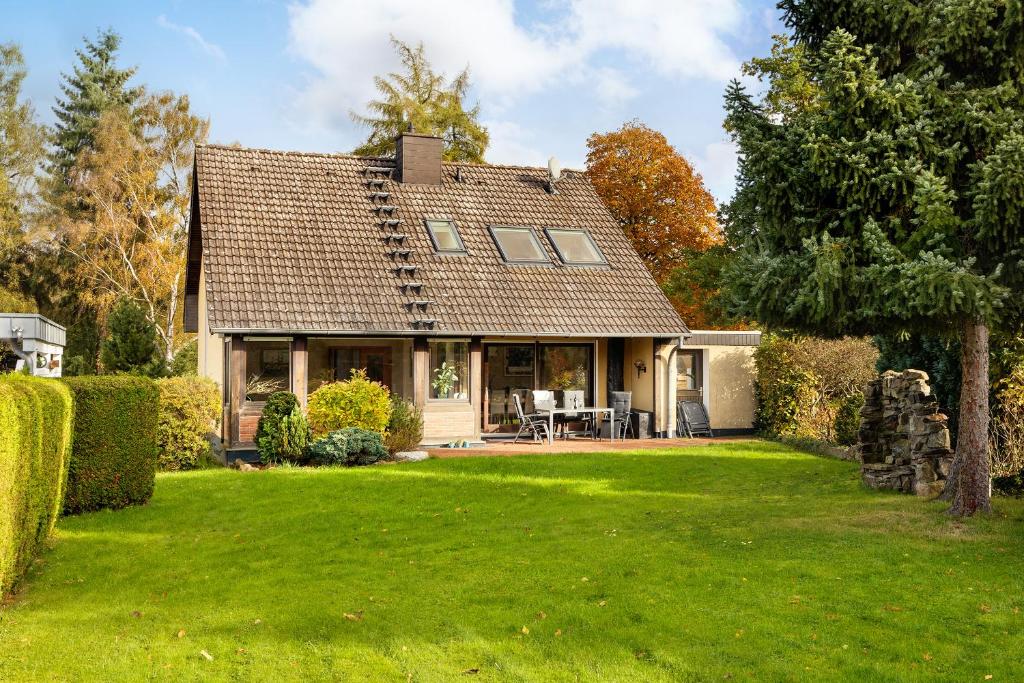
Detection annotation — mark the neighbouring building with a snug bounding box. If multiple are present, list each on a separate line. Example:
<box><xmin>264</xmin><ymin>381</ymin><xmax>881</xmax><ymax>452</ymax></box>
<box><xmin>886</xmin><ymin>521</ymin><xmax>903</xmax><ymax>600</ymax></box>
<box><xmin>0</xmin><ymin>313</ymin><xmax>66</xmax><ymax>377</ymax></box>
<box><xmin>678</xmin><ymin>330</ymin><xmax>761</xmax><ymax>435</ymax></box>
<box><xmin>184</xmin><ymin>132</ymin><xmax>756</xmax><ymax>453</ymax></box>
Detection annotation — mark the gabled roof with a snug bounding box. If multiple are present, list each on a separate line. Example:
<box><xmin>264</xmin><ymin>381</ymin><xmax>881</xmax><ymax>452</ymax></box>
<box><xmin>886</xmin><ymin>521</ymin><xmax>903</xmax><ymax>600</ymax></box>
<box><xmin>186</xmin><ymin>144</ymin><xmax>689</xmax><ymax>337</ymax></box>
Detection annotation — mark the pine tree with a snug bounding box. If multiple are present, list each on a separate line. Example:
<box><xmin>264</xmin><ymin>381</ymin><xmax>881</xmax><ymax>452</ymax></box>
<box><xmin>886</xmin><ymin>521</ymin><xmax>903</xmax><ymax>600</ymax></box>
<box><xmin>352</xmin><ymin>38</ymin><xmax>488</xmax><ymax>162</ymax></box>
<box><xmin>100</xmin><ymin>297</ymin><xmax>165</xmax><ymax>377</ymax></box>
<box><xmin>724</xmin><ymin>2</ymin><xmax>1024</xmax><ymax>516</ymax></box>
<box><xmin>49</xmin><ymin>28</ymin><xmax>142</xmax><ymax>197</ymax></box>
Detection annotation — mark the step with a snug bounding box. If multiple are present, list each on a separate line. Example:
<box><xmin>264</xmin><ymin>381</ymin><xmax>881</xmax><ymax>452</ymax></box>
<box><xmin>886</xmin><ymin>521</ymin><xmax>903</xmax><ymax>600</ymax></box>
<box><xmin>395</xmin><ymin>265</ymin><xmax>418</xmax><ymax>274</ymax></box>
<box><xmin>368</xmin><ymin>191</ymin><xmax>391</xmax><ymax>201</ymax></box>
<box><xmin>380</xmin><ymin>218</ymin><xmax>402</xmax><ymax>228</ymax></box>
<box><xmin>382</xmin><ymin>233</ymin><xmax>408</xmax><ymax>243</ymax></box>
<box><xmin>389</xmin><ymin>249</ymin><xmax>413</xmax><ymax>259</ymax></box>
<box><xmin>374</xmin><ymin>205</ymin><xmax>398</xmax><ymax>214</ymax></box>
<box><xmin>400</xmin><ymin>282</ymin><xmax>424</xmax><ymax>291</ymax></box>
<box><xmin>363</xmin><ymin>166</ymin><xmax>393</xmax><ymax>175</ymax></box>
<box><xmin>365</xmin><ymin>178</ymin><xmax>386</xmax><ymax>188</ymax></box>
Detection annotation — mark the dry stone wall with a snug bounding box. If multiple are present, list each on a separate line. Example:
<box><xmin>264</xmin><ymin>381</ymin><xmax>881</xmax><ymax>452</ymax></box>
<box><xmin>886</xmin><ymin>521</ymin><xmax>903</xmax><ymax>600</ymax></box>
<box><xmin>858</xmin><ymin>369</ymin><xmax>954</xmax><ymax>497</ymax></box>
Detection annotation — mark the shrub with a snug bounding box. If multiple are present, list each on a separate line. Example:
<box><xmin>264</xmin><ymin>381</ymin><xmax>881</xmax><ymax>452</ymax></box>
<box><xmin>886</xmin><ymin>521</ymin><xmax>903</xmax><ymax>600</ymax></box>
<box><xmin>169</xmin><ymin>339</ymin><xmax>198</xmax><ymax>376</ymax></box>
<box><xmin>256</xmin><ymin>391</ymin><xmax>308</xmax><ymax>464</ymax></box>
<box><xmin>755</xmin><ymin>334</ymin><xmax>878</xmax><ymax>445</ymax></box>
<box><xmin>385</xmin><ymin>397</ymin><xmax>423</xmax><ymax>454</ymax></box>
<box><xmin>156</xmin><ymin>376</ymin><xmax>220</xmax><ymax>470</ymax></box>
<box><xmin>308</xmin><ymin>427</ymin><xmax>389</xmax><ymax>466</ymax></box>
<box><xmin>306</xmin><ymin>369</ymin><xmax>392</xmax><ymax>437</ymax></box>
<box><xmin>63</xmin><ymin>376</ymin><xmax>159</xmax><ymax>514</ymax></box>
<box><xmin>99</xmin><ymin>297</ymin><xmax>166</xmax><ymax>377</ymax></box>
<box><xmin>0</xmin><ymin>376</ymin><xmax>73</xmax><ymax>598</ymax></box>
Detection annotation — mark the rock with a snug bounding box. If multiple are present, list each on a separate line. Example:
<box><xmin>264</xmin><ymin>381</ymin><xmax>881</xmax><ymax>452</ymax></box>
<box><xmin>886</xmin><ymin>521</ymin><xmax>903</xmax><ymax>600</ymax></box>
<box><xmin>394</xmin><ymin>450</ymin><xmax>429</xmax><ymax>462</ymax></box>
<box><xmin>859</xmin><ymin>369</ymin><xmax>954</xmax><ymax>497</ymax></box>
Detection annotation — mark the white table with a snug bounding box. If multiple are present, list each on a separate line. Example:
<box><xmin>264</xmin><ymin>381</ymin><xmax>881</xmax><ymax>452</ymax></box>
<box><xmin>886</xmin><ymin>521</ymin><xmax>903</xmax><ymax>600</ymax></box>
<box><xmin>536</xmin><ymin>407</ymin><xmax>615</xmax><ymax>445</ymax></box>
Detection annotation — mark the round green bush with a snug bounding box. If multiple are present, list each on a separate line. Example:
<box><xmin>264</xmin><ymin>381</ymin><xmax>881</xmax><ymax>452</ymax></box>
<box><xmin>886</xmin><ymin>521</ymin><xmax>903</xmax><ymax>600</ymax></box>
<box><xmin>156</xmin><ymin>376</ymin><xmax>220</xmax><ymax>470</ymax></box>
<box><xmin>306</xmin><ymin>369</ymin><xmax>392</xmax><ymax>437</ymax></box>
<box><xmin>308</xmin><ymin>428</ymin><xmax>388</xmax><ymax>467</ymax></box>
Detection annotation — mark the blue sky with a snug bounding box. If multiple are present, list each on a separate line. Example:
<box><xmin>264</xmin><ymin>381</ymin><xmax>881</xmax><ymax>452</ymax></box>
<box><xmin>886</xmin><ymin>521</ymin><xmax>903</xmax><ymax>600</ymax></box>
<box><xmin>5</xmin><ymin>0</ymin><xmax>782</xmax><ymax>203</ymax></box>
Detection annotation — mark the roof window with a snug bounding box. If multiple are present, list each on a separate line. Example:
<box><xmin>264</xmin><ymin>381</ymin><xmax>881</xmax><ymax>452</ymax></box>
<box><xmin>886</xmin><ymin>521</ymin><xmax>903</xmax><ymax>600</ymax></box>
<box><xmin>489</xmin><ymin>226</ymin><xmax>549</xmax><ymax>264</ymax></box>
<box><xmin>425</xmin><ymin>219</ymin><xmax>466</xmax><ymax>254</ymax></box>
<box><xmin>544</xmin><ymin>228</ymin><xmax>607</xmax><ymax>265</ymax></box>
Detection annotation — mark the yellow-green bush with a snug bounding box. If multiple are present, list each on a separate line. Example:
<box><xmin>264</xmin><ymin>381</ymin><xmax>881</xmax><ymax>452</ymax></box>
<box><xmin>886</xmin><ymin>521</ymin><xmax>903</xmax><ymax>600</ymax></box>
<box><xmin>156</xmin><ymin>376</ymin><xmax>221</xmax><ymax>470</ymax></box>
<box><xmin>63</xmin><ymin>376</ymin><xmax>159</xmax><ymax>514</ymax></box>
<box><xmin>0</xmin><ymin>375</ymin><xmax>73</xmax><ymax>598</ymax></box>
<box><xmin>754</xmin><ymin>334</ymin><xmax>878</xmax><ymax>445</ymax></box>
<box><xmin>307</xmin><ymin>369</ymin><xmax>392</xmax><ymax>437</ymax></box>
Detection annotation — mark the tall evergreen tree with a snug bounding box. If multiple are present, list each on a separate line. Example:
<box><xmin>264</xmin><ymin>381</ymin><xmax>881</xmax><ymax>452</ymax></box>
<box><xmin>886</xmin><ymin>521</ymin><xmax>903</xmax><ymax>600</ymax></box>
<box><xmin>724</xmin><ymin>2</ymin><xmax>1024</xmax><ymax>515</ymax></box>
<box><xmin>352</xmin><ymin>37</ymin><xmax>488</xmax><ymax>162</ymax></box>
<box><xmin>49</xmin><ymin>28</ymin><xmax>142</xmax><ymax>200</ymax></box>
<box><xmin>100</xmin><ymin>297</ymin><xmax>165</xmax><ymax>377</ymax></box>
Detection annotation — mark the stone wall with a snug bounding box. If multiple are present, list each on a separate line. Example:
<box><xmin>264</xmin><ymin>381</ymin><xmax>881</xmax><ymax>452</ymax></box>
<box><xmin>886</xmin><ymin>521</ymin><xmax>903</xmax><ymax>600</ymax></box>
<box><xmin>859</xmin><ymin>369</ymin><xmax>954</xmax><ymax>497</ymax></box>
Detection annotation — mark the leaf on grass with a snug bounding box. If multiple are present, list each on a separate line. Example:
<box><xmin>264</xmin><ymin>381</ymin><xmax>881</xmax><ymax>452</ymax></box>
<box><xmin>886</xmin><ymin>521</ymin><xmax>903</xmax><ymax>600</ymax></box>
<box><xmin>344</xmin><ymin>611</ymin><xmax>364</xmax><ymax>622</ymax></box>
<box><xmin>462</xmin><ymin>668</ymin><xmax>480</xmax><ymax>675</ymax></box>
<box><xmin>923</xmin><ymin>653</ymin><xmax>933</xmax><ymax>662</ymax></box>
<box><xmin>554</xmin><ymin>629</ymin><xmax>562</xmax><ymax>637</ymax></box>
<box><xmin>200</xmin><ymin>650</ymin><xmax>214</xmax><ymax>661</ymax></box>
<box><xmin>130</xmin><ymin>611</ymin><xmax>143</xmax><ymax>619</ymax></box>
<box><xmin>176</xmin><ymin>629</ymin><xmax>186</xmax><ymax>639</ymax></box>
<box><xmin>883</xmin><ymin>604</ymin><xmax>904</xmax><ymax>612</ymax></box>
<box><xmin>253</xmin><ymin>619</ymin><xmax>262</xmax><ymax>625</ymax></box>
<box><xmin>521</xmin><ymin>626</ymin><xmax>529</xmax><ymax>634</ymax></box>
<box><xmin>536</xmin><ymin>611</ymin><xmax>547</xmax><ymax>620</ymax></box>
<box><xmin>598</xmin><ymin>600</ymin><xmax>607</xmax><ymax>607</ymax></box>
<box><xmin>979</xmin><ymin>604</ymin><xmax>992</xmax><ymax>614</ymax></box>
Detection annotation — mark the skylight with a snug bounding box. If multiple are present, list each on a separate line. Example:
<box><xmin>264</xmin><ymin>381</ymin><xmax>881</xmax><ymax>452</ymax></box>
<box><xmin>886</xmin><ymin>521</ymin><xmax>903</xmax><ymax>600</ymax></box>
<box><xmin>489</xmin><ymin>226</ymin><xmax>549</xmax><ymax>264</ymax></box>
<box><xmin>544</xmin><ymin>228</ymin><xmax>607</xmax><ymax>265</ymax></box>
<box><xmin>425</xmin><ymin>219</ymin><xmax>466</xmax><ymax>254</ymax></box>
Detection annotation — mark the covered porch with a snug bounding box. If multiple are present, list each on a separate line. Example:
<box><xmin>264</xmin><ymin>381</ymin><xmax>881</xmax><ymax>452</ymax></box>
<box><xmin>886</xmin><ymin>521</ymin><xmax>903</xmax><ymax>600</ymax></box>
<box><xmin>215</xmin><ymin>333</ymin><xmax>682</xmax><ymax>449</ymax></box>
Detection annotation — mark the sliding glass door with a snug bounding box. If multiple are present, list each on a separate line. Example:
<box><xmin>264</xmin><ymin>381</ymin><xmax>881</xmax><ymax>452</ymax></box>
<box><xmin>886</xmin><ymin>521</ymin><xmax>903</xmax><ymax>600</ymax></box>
<box><xmin>483</xmin><ymin>342</ymin><xmax>594</xmax><ymax>432</ymax></box>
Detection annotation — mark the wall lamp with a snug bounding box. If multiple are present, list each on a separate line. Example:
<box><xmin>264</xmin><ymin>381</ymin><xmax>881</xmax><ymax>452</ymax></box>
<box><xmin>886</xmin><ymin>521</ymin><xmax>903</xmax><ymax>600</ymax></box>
<box><xmin>633</xmin><ymin>359</ymin><xmax>647</xmax><ymax>378</ymax></box>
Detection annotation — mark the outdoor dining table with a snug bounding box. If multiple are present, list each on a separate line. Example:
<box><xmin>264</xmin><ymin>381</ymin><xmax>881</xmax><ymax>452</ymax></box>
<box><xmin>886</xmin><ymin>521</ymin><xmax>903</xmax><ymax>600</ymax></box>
<box><xmin>535</xmin><ymin>406</ymin><xmax>615</xmax><ymax>446</ymax></box>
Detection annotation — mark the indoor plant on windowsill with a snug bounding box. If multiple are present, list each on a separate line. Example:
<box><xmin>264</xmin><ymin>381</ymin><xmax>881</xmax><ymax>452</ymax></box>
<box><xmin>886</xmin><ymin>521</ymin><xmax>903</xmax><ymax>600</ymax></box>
<box><xmin>432</xmin><ymin>361</ymin><xmax>460</xmax><ymax>400</ymax></box>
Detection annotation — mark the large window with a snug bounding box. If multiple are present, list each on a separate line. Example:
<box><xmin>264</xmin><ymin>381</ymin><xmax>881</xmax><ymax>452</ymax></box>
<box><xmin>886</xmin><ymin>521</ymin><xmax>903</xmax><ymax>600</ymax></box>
<box><xmin>539</xmin><ymin>345</ymin><xmax>594</xmax><ymax>406</ymax></box>
<box><xmin>677</xmin><ymin>350</ymin><xmax>702</xmax><ymax>394</ymax></box>
<box><xmin>245</xmin><ymin>339</ymin><xmax>290</xmax><ymax>402</ymax></box>
<box><xmin>489</xmin><ymin>226</ymin><xmax>549</xmax><ymax>264</ymax></box>
<box><xmin>544</xmin><ymin>228</ymin><xmax>607</xmax><ymax>265</ymax></box>
<box><xmin>425</xmin><ymin>218</ymin><xmax>466</xmax><ymax>254</ymax></box>
<box><xmin>430</xmin><ymin>340</ymin><xmax>469</xmax><ymax>400</ymax></box>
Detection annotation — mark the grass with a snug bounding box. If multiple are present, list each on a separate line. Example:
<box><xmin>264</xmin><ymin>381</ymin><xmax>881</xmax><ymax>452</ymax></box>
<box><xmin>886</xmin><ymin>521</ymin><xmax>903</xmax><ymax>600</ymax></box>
<box><xmin>2</xmin><ymin>440</ymin><xmax>1024</xmax><ymax>681</ymax></box>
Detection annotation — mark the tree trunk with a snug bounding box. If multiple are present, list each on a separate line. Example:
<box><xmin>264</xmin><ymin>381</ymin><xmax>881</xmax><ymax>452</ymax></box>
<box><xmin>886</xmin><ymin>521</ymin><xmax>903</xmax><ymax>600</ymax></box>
<box><xmin>942</xmin><ymin>317</ymin><xmax>991</xmax><ymax>516</ymax></box>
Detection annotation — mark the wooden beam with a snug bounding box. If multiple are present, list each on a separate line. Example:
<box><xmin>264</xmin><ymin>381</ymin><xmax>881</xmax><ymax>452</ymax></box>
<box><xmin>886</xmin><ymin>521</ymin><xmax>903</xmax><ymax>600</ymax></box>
<box><xmin>291</xmin><ymin>336</ymin><xmax>308</xmax><ymax>407</ymax></box>
<box><xmin>413</xmin><ymin>337</ymin><xmax>429</xmax><ymax>407</ymax></box>
<box><xmin>229</xmin><ymin>335</ymin><xmax>246</xmax><ymax>446</ymax></box>
<box><xmin>470</xmin><ymin>337</ymin><xmax>482</xmax><ymax>439</ymax></box>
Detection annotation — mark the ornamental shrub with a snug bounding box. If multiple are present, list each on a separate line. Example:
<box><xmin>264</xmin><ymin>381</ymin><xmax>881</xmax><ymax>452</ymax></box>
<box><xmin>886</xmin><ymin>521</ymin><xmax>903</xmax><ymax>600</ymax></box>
<box><xmin>99</xmin><ymin>298</ymin><xmax>166</xmax><ymax>377</ymax></box>
<box><xmin>308</xmin><ymin>427</ymin><xmax>389</xmax><ymax>467</ymax></box>
<box><xmin>256</xmin><ymin>391</ymin><xmax>307</xmax><ymax>464</ymax></box>
<box><xmin>0</xmin><ymin>376</ymin><xmax>73</xmax><ymax>598</ymax></box>
<box><xmin>385</xmin><ymin>397</ymin><xmax>423</xmax><ymax>454</ymax></box>
<box><xmin>156</xmin><ymin>376</ymin><xmax>221</xmax><ymax>470</ymax></box>
<box><xmin>63</xmin><ymin>376</ymin><xmax>159</xmax><ymax>514</ymax></box>
<box><xmin>169</xmin><ymin>338</ymin><xmax>199</xmax><ymax>376</ymax></box>
<box><xmin>306</xmin><ymin>369</ymin><xmax>392</xmax><ymax>437</ymax></box>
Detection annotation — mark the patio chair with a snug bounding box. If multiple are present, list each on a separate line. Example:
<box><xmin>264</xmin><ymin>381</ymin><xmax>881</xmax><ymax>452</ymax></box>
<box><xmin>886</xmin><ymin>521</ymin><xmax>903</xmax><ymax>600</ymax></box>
<box><xmin>512</xmin><ymin>393</ymin><xmax>551</xmax><ymax>444</ymax></box>
<box><xmin>603</xmin><ymin>391</ymin><xmax>633</xmax><ymax>439</ymax></box>
<box><xmin>490</xmin><ymin>389</ymin><xmax>507</xmax><ymax>423</ymax></box>
<box><xmin>555</xmin><ymin>390</ymin><xmax>594</xmax><ymax>439</ymax></box>
<box><xmin>677</xmin><ymin>400</ymin><xmax>714</xmax><ymax>438</ymax></box>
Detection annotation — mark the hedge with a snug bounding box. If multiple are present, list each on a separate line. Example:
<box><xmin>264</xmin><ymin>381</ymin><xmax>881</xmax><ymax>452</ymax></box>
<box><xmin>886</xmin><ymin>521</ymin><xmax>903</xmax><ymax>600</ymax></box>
<box><xmin>0</xmin><ymin>375</ymin><xmax>73</xmax><ymax>598</ymax></box>
<box><xmin>63</xmin><ymin>376</ymin><xmax>159</xmax><ymax>514</ymax></box>
<box><xmin>156</xmin><ymin>376</ymin><xmax>220</xmax><ymax>470</ymax></box>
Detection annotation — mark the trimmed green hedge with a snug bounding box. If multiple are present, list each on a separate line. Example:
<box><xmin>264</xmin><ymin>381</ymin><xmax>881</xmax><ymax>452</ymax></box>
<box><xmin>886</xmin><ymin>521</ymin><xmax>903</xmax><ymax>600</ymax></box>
<box><xmin>63</xmin><ymin>376</ymin><xmax>159</xmax><ymax>514</ymax></box>
<box><xmin>0</xmin><ymin>375</ymin><xmax>73</xmax><ymax>598</ymax></box>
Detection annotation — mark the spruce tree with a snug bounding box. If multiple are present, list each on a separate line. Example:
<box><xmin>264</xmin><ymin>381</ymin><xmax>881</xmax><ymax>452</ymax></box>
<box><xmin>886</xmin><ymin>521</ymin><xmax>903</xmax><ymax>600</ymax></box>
<box><xmin>100</xmin><ymin>298</ymin><xmax>165</xmax><ymax>377</ymax></box>
<box><xmin>49</xmin><ymin>28</ymin><xmax>142</xmax><ymax>195</ymax></box>
<box><xmin>724</xmin><ymin>2</ymin><xmax>1024</xmax><ymax>515</ymax></box>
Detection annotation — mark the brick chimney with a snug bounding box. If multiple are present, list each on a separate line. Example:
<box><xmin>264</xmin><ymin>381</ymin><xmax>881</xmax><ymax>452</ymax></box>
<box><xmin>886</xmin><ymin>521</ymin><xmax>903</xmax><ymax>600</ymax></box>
<box><xmin>395</xmin><ymin>132</ymin><xmax>443</xmax><ymax>185</ymax></box>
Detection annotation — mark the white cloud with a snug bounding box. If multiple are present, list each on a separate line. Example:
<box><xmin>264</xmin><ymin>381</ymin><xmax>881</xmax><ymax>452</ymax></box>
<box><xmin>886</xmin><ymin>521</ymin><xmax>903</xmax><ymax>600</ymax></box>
<box><xmin>689</xmin><ymin>140</ymin><xmax>738</xmax><ymax>204</ymax></box>
<box><xmin>286</xmin><ymin>0</ymin><xmax>743</xmax><ymax>126</ymax></box>
<box><xmin>158</xmin><ymin>15</ymin><xmax>226</xmax><ymax>61</ymax></box>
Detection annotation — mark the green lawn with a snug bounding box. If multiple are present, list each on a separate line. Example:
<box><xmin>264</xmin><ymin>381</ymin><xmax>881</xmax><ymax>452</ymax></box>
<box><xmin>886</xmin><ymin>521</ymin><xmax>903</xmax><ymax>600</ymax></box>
<box><xmin>2</xmin><ymin>441</ymin><xmax>1023</xmax><ymax>681</ymax></box>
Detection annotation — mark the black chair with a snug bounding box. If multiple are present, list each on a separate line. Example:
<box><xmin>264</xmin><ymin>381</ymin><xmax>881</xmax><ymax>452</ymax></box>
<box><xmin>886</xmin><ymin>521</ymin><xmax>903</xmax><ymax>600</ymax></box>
<box><xmin>512</xmin><ymin>393</ymin><xmax>551</xmax><ymax>444</ymax></box>
<box><xmin>677</xmin><ymin>400</ymin><xmax>714</xmax><ymax>438</ymax></box>
<box><xmin>604</xmin><ymin>391</ymin><xmax>633</xmax><ymax>439</ymax></box>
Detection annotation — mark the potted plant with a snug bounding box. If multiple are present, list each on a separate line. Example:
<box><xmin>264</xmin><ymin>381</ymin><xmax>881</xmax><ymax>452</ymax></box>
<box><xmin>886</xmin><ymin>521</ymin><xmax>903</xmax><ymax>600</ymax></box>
<box><xmin>432</xmin><ymin>361</ymin><xmax>459</xmax><ymax>399</ymax></box>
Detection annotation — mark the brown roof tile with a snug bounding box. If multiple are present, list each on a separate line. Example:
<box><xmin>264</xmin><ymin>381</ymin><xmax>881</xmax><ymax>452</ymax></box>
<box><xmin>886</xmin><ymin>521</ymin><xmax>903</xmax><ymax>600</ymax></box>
<box><xmin>191</xmin><ymin>145</ymin><xmax>688</xmax><ymax>337</ymax></box>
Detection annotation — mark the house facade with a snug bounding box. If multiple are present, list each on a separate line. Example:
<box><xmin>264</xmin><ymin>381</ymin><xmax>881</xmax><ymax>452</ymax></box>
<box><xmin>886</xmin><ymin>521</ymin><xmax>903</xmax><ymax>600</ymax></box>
<box><xmin>185</xmin><ymin>133</ymin><xmax>750</xmax><ymax>451</ymax></box>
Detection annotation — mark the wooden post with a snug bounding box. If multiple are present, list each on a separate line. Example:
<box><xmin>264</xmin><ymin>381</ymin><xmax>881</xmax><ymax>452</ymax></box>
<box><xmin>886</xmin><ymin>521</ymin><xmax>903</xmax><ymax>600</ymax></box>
<box><xmin>291</xmin><ymin>336</ymin><xmax>308</xmax><ymax>408</ymax></box>
<box><xmin>470</xmin><ymin>337</ymin><xmax>482</xmax><ymax>439</ymax></box>
<box><xmin>413</xmin><ymin>337</ymin><xmax>429</xmax><ymax>408</ymax></box>
<box><xmin>229</xmin><ymin>335</ymin><xmax>246</xmax><ymax>446</ymax></box>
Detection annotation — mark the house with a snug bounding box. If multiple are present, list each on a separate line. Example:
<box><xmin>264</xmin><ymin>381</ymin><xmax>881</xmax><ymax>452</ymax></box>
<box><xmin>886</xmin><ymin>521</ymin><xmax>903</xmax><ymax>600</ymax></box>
<box><xmin>184</xmin><ymin>132</ymin><xmax>756</xmax><ymax>452</ymax></box>
<box><xmin>0</xmin><ymin>313</ymin><xmax>66</xmax><ymax>377</ymax></box>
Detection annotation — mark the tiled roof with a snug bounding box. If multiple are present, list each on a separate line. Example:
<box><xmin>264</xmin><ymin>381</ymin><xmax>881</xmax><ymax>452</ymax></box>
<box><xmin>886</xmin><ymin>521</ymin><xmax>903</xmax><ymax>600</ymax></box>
<box><xmin>191</xmin><ymin>144</ymin><xmax>689</xmax><ymax>337</ymax></box>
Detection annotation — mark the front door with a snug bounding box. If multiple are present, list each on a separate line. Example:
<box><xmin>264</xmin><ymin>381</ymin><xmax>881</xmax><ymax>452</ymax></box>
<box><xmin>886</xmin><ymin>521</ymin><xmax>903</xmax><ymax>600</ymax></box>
<box><xmin>332</xmin><ymin>347</ymin><xmax>392</xmax><ymax>388</ymax></box>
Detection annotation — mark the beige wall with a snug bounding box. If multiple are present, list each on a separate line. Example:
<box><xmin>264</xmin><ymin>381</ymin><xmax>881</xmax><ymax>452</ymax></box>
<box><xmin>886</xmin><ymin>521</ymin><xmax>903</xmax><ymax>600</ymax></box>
<box><xmin>655</xmin><ymin>340</ymin><xmax>677</xmax><ymax>435</ymax></box>
<box><xmin>682</xmin><ymin>345</ymin><xmax>757</xmax><ymax>430</ymax></box>
<box><xmin>624</xmin><ymin>337</ymin><xmax>654</xmax><ymax>413</ymax></box>
<box><xmin>197</xmin><ymin>265</ymin><xmax>224</xmax><ymax>390</ymax></box>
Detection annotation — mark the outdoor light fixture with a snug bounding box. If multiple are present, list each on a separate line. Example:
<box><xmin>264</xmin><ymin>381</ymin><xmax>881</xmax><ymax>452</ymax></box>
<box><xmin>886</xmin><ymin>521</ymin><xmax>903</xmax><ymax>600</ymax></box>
<box><xmin>634</xmin><ymin>359</ymin><xmax>647</xmax><ymax>378</ymax></box>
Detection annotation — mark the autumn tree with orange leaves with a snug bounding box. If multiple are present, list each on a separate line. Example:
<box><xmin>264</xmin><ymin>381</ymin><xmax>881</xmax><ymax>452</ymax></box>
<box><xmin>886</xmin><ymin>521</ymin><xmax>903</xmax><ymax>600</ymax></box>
<box><xmin>585</xmin><ymin>121</ymin><xmax>723</xmax><ymax>327</ymax></box>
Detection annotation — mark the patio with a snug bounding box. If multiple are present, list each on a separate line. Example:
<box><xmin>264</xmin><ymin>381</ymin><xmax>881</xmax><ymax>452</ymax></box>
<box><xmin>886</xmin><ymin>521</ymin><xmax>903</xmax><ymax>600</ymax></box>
<box><xmin>426</xmin><ymin>435</ymin><xmax>741</xmax><ymax>457</ymax></box>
